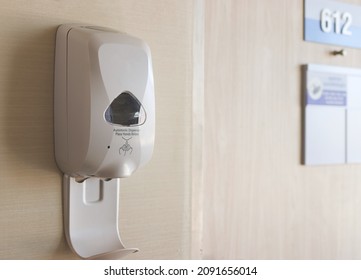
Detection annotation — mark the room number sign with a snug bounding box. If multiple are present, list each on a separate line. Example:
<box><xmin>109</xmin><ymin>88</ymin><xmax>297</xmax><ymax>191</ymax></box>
<box><xmin>320</xmin><ymin>9</ymin><xmax>352</xmax><ymax>35</ymax></box>
<box><xmin>304</xmin><ymin>0</ymin><xmax>361</xmax><ymax>49</ymax></box>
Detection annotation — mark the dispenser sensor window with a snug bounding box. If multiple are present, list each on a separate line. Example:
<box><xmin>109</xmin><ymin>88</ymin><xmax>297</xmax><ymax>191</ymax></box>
<box><xmin>104</xmin><ymin>91</ymin><xmax>146</xmax><ymax>126</ymax></box>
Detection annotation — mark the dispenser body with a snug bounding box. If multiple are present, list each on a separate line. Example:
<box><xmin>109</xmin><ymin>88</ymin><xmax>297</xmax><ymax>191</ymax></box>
<box><xmin>54</xmin><ymin>24</ymin><xmax>155</xmax><ymax>178</ymax></box>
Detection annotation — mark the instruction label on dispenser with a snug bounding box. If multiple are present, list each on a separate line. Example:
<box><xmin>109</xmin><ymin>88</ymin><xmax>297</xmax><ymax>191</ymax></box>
<box><xmin>113</xmin><ymin>128</ymin><xmax>139</xmax><ymax>137</ymax></box>
<box><xmin>306</xmin><ymin>71</ymin><xmax>347</xmax><ymax>106</ymax></box>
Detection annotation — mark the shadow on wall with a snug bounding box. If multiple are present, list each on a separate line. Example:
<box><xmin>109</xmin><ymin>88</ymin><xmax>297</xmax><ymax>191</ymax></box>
<box><xmin>1</xmin><ymin>20</ymin><xmax>75</xmax><ymax>259</ymax></box>
<box><xmin>4</xmin><ymin>24</ymin><xmax>59</xmax><ymax>173</ymax></box>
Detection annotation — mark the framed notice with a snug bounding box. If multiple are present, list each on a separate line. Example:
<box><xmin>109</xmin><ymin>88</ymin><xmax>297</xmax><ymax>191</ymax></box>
<box><xmin>304</xmin><ymin>64</ymin><xmax>361</xmax><ymax>165</ymax></box>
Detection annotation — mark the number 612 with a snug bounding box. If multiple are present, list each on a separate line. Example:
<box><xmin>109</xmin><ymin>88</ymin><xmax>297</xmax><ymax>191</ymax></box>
<box><xmin>320</xmin><ymin>9</ymin><xmax>352</xmax><ymax>36</ymax></box>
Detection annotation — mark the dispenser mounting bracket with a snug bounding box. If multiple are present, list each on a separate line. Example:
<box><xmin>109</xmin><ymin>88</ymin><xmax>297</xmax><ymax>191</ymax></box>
<box><xmin>63</xmin><ymin>175</ymin><xmax>138</xmax><ymax>259</ymax></box>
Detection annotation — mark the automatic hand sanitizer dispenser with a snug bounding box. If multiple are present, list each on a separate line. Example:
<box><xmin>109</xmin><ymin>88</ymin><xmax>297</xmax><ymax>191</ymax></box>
<box><xmin>54</xmin><ymin>24</ymin><xmax>155</xmax><ymax>259</ymax></box>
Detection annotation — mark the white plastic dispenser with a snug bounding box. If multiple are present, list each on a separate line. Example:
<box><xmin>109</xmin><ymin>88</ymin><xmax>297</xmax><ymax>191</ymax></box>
<box><xmin>54</xmin><ymin>24</ymin><xmax>155</xmax><ymax>259</ymax></box>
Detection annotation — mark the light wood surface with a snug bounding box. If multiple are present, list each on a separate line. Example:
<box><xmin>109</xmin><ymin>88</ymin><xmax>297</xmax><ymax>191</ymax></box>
<box><xmin>201</xmin><ymin>0</ymin><xmax>361</xmax><ymax>259</ymax></box>
<box><xmin>0</xmin><ymin>0</ymin><xmax>194</xmax><ymax>259</ymax></box>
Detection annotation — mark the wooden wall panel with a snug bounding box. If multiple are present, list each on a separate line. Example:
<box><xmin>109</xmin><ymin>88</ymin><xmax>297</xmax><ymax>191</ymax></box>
<box><xmin>202</xmin><ymin>0</ymin><xmax>361</xmax><ymax>259</ymax></box>
<box><xmin>0</xmin><ymin>0</ymin><xmax>193</xmax><ymax>259</ymax></box>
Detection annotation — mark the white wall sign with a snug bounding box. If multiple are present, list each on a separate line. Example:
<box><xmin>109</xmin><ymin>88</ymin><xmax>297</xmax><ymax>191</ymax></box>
<box><xmin>304</xmin><ymin>64</ymin><xmax>361</xmax><ymax>165</ymax></box>
<box><xmin>304</xmin><ymin>0</ymin><xmax>361</xmax><ymax>49</ymax></box>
